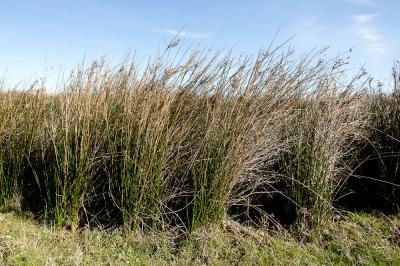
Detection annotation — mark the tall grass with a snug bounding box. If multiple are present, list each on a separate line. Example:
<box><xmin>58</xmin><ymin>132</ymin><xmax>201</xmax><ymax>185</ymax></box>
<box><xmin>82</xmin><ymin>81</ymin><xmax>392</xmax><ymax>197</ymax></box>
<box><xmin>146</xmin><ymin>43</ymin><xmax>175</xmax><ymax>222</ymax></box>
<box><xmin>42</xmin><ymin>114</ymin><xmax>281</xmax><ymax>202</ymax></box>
<box><xmin>281</xmin><ymin>85</ymin><xmax>366</xmax><ymax>227</ymax></box>
<box><xmin>343</xmin><ymin>64</ymin><xmax>400</xmax><ymax>212</ymax></box>
<box><xmin>0</xmin><ymin>43</ymin><xmax>398</xmax><ymax>232</ymax></box>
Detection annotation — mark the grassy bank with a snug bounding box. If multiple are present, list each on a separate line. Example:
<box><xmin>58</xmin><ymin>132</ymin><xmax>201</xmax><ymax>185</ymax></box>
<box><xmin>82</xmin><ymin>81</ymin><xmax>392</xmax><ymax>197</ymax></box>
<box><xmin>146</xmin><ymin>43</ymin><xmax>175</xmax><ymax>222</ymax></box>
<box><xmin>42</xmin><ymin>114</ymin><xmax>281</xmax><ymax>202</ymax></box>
<box><xmin>0</xmin><ymin>210</ymin><xmax>399</xmax><ymax>265</ymax></box>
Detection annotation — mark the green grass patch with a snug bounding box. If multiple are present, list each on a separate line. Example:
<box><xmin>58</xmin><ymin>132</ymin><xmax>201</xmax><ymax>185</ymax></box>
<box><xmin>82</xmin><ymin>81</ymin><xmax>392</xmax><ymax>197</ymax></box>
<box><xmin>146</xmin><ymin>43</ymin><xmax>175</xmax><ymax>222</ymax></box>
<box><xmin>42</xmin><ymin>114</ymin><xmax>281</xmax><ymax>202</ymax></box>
<box><xmin>0</xmin><ymin>211</ymin><xmax>399</xmax><ymax>265</ymax></box>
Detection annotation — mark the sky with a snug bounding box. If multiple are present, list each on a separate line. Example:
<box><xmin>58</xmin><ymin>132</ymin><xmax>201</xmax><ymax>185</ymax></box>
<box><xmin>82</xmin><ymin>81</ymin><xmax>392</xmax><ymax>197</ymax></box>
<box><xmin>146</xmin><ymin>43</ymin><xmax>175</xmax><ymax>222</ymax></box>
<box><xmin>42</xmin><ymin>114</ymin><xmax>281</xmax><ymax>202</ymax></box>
<box><xmin>0</xmin><ymin>0</ymin><xmax>399</xmax><ymax>89</ymax></box>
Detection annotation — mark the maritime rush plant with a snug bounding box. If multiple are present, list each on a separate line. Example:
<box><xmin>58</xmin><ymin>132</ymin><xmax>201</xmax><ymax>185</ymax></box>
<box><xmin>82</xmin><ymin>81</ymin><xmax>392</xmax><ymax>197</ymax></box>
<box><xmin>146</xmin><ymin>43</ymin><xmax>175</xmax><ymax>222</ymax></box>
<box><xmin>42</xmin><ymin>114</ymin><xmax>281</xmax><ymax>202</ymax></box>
<box><xmin>0</xmin><ymin>43</ymin><xmax>398</xmax><ymax>232</ymax></box>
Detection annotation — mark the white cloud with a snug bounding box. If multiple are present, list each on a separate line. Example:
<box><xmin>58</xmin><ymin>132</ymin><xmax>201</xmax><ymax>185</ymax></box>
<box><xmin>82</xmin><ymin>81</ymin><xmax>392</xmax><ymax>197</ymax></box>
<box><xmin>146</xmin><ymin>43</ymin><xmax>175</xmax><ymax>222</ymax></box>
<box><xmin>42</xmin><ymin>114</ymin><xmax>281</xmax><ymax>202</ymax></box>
<box><xmin>370</xmin><ymin>44</ymin><xmax>387</xmax><ymax>54</ymax></box>
<box><xmin>348</xmin><ymin>0</ymin><xmax>375</xmax><ymax>6</ymax></box>
<box><xmin>356</xmin><ymin>26</ymin><xmax>380</xmax><ymax>41</ymax></box>
<box><xmin>352</xmin><ymin>14</ymin><xmax>387</xmax><ymax>57</ymax></box>
<box><xmin>292</xmin><ymin>16</ymin><xmax>325</xmax><ymax>45</ymax></box>
<box><xmin>353</xmin><ymin>14</ymin><xmax>376</xmax><ymax>23</ymax></box>
<box><xmin>162</xmin><ymin>29</ymin><xmax>211</xmax><ymax>39</ymax></box>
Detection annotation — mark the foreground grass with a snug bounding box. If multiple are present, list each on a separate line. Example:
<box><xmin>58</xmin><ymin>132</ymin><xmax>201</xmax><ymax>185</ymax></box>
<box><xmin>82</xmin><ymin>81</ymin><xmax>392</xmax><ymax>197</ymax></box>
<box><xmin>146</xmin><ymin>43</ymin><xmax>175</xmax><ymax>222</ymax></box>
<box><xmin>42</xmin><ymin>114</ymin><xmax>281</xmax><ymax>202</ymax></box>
<box><xmin>1</xmin><ymin>211</ymin><xmax>399</xmax><ymax>265</ymax></box>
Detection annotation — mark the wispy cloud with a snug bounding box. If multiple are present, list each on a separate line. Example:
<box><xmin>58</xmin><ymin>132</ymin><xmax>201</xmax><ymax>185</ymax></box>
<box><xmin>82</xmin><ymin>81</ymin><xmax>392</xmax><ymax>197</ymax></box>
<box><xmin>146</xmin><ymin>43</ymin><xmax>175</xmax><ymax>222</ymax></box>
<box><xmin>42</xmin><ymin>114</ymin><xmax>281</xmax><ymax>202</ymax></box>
<box><xmin>348</xmin><ymin>0</ymin><xmax>375</xmax><ymax>6</ymax></box>
<box><xmin>352</xmin><ymin>13</ymin><xmax>387</xmax><ymax>57</ymax></box>
<box><xmin>292</xmin><ymin>16</ymin><xmax>325</xmax><ymax>45</ymax></box>
<box><xmin>353</xmin><ymin>14</ymin><xmax>376</xmax><ymax>24</ymax></box>
<box><xmin>162</xmin><ymin>29</ymin><xmax>211</xmax><ymax>39</ymax></box>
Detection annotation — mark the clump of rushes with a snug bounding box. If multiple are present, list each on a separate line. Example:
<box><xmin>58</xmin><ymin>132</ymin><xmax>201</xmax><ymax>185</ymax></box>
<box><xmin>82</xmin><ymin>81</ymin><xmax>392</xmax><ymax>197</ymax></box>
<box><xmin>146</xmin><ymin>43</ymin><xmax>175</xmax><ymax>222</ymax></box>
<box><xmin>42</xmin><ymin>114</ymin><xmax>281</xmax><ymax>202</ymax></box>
<box><xmin>279</xmin><ymin>59</ymin><xmax>368</xmax><ymax>228</ymax></box>
<box><xmin>0</xmin><ymin>89</ymin><xmax>44</xmax><ymax>208</ymax></box>
<box><xmin>375</xmin><ymin>63</ymin><xmax>400</xmax><ymax>208</ymax></box>
<box><xmin>341</xmin><ymin>62</ymin><xmax>400</xmax><ymax>213</ymax></box>
<box><xmin>0</xmin><ymin>42</ymin><xmax>382</xmax><ymax>232</ymax></box>
<box><xmin>362</xmin><ymin>86</ymin><xmax>400</xmax><ymax>210</ymax></box>
<box><xmin>23</xmin><ymin>67</ymin><xmax>107</xmax><ymax>230</ymax></box>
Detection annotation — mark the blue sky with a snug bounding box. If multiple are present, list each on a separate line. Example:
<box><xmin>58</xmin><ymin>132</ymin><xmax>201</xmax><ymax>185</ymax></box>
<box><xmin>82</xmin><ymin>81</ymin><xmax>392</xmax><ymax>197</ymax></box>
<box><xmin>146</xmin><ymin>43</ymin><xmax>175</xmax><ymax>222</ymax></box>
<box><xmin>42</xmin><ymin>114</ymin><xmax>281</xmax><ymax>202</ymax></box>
<box><xmin>1</xmin><ymin>0</ymin><xmax>399</xmax><ymax>88</ymax></box>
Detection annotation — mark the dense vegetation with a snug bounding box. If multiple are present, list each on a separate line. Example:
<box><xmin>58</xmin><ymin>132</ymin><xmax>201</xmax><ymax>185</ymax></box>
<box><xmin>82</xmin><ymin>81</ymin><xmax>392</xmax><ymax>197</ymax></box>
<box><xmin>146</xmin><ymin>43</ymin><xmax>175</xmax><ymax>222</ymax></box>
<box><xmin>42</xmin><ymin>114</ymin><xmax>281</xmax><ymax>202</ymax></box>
<box><xmin>0</xmin><ymin>43</ymin><xmax>399</xmax><ymax>236</ymax></box>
